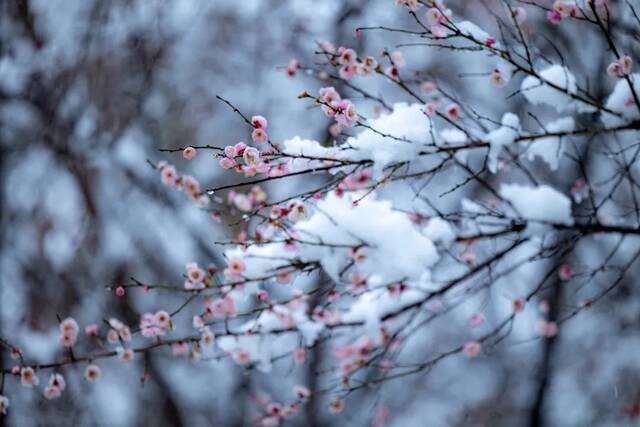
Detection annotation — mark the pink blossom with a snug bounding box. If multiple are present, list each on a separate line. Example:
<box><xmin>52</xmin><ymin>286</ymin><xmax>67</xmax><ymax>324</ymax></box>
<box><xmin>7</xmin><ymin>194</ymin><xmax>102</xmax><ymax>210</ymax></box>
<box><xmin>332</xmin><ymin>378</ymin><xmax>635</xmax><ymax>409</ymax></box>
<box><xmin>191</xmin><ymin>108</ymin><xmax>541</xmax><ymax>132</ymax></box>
<box><xmin>140</xmin><ymin>311</ymin><xmax>171</xmax><ymax>338</ymax></box>
<box><xmin>0</xmin><ymin>395</ymin><xmax>8</xmax><ymax>415</ymax></box>
<box><xmin>511</xmin><ymin>6</ymin><xmax>527</xmax><ymax>25</ymax></box>
<box><xmin>84</xmin><ymin>364</ymin><xmax>101</xmax><ymax>382</ymax></box>
<box><xmin>9</xmin><ymin>347</ymin><xmax>21</xmax><ymax>360</ymax></box>
<box><xmin>193</xmin><ymin>315</ymin><xmax>205</xmax><ymax>329</ymax></box>
<box><xmin>468</xmin><ymin>313</ymin><xmax>485</xmax><ymax>328</ymax></box>
<box><xmin>160</xmin><ymin>164</ymin><xmax>178</xmax><ymax>187</ymax></box>
<box><xmin>43</xmin><ymin>385</ymin><xmax>62</xmax><ymax>400</ymax></box>
<box><xmin>607</xmin><ymin>61</ymin><xmax>624</xmax><ymax>78</ymax></box>
<box><xmin>205</xmin><ymin>295</ymin><xmax>238</xmax><ymax>318</ymax></box>
<box><xmin>546</xmin><ymin>10</ymin><xmax>562</xmax><ymax>24</ymax></box>
<box><xmin>425</xmin><ymin>8</ymin><xmax>445</xmax><ymax>27</ymax></box>
<box><xmin>224</xmin><ymin>145</ymin><xmax>237</xmax><ymax>158</ymax></box>
<box><xmin>430</xmin><ymin>25</ymin><xmax>447</xmax><ymax>38</ymax></box>
<box><xmin>512</xmin><ymin>297</ymin><xmax>526</xmax><ymax>313</ymax></box>
<box><xmin>226</xmin><ymin>258</ymin><xmax>246</xmax><ymax>277</ymax></box>
<box><xmin>484</xmin><ymin>37</ymin><xmax>496</xmax><ymax>47</ymax></box>
<box><xmin>362</xmin><ymin>56</ymin><xmax>378</xmax><ymax>74</ymax></box>
<box><xmin>385</xmin><ymin>65</ymin><xmax>399</xmax><ymax>81</ymax></box>
<box><xmin>233</xmin><ymin>349</ymin><xmax>251</xmax><ymax>365</ymax></box>
<box><xmin>172</xmin><ymin>342</ymin><xmax>190</xmax><ymax>357</ymax></box>
<box><xmin>348</xmin><ymin>271</ymin><xmax>368</xmax><ymax>295</ymax></box>
<box><xmin>294</xmin><ymin>385</ymin><xmax>311</xmax><ymax>401</ymax></box>
<box><xmin>256</xmin><ymin>289</ymin><xmax>269</xmax><ymax>302</ymax></box>
<box><xmin>155</xmin><ymin>310</ymin><xmax>172</xmax><ymax>329</ymax></box>
<box><xmin>200</xmin><ymin>327</ymin><xmax>215</xmax><ymax>347</ymax></box>
<box><xmin>115</xmin><ymin>286</ymin><xmax>126</xmax><ymax>297</ymax></box>
<box><xmin>445</xmin><ymin>103</ymin><xmax>461</xmax><ymax>120</ymax></box>
<box><xmin>423</xmin><ymin>102</ymin><xmax>438</xmax><ymax>116</ymax></box>
<box><xmin>251</xmin><ymin>115</ymin><xmax>268</xmax><ymax>130</ymax></box>
<box><xmin>339</xmin><ymin>64</ymin><xmax>358</xmax><ymax>79</ymax></box>
<box><xmin>252</xmin><ymin>128</ymin><xmax>268</xmax><ymax>144</ymax></box>
<box><xmin>231</xmin><ymin>193</ymin><xmax>252</xmax><ymax>212</ymax></box>
<box><xmin>396</xmin><ymin>0</ymin><xmax>421</xmax><ymax>12</ymax></box>
<box><xmin>60</xmin><ymin>317</ymin><xmax>79</xmax><ymax>336</ymax></box>
<box><xmin>558</xmin><ymin>264</ymin><xmax>574</xmax><ymax>281</ymax></box>
<box><xmin>182</xmin><ymin>175</ymin><xmax>201</xmax><ymax>198</ymax></box>
<box><xmin>390</xmin><ymin>51</ymin><xmax>406</xmax><ymax>68</ymax></box>
<box><xmin>85</xmin><ymin>323</ymin><xmax>99</xmax><ymax>336</ymax></box>
<box><xmin>334</xmin><ymin>100</ymin><xmax>358</xmax><ymax>127</ymax></box>
<box><xmin>59</xmin><ymin>333</ymin><xmax>77</xmax><ymax>347</ymax></box>
<box><xmin>319</xmin><ymin>87</ymin><xmax>341</xmax><ymax>108</ymax></box>
<box><xmin>116</xmin><ymin>346</ymin><xmax>135</xmax><ymax>363</ymax></box>
<box><xmin>182</xmin><ymin>146</ymin><xmax>197</xmax><ymax>160</ymax></box>
<box><xmin>219</xmin><ymin>157</ymin><xmax>236</xmax><ymax>169</ymax></box>
<box><xmin>536</xmin><ymin>320</ymin><xmax>559</xmax><ymax>337</ymax></box>
<box><xmin>293</xmin><ymin>347</ymin><xmax>307</xmax><ymax>364</ymax></box>
<box><xmin>490</xmin><ymin>68</ymin><xmax>508</xmax><ymax>87</ymax></box>
<box><xmin>186</xmin><ymin>262</ymin><xmax>206</xmax><ymax>283</ymax></box>
<box><xmin>20</xmin><ymin>367</ymin><xmax>39</xmax><ymax>388</ymax></box>
<box><xmin>286</xmin><ymin>59</ymin><xmax>299</xmax><ymax>77</ymax></box>
<box><xmin>621</xmin><ymin>55</ymin><xmax>633</xmax><ymax>74</ymax></box>
<box><xmin>553</xmin><ymin>0</ymin><xmax>578</xmax><ymax>17</ymax></box>
<box><xmin>462</xmin><ymin>340</ymin><xmax>482</xmax><ymax>357</ymax></box>
<box><xmin>243</xmin><ymin>147</ymin><xmax>260</xmax><ymax>165</ymax></box>
<box><xmin>286</xmin><ymin>200</ymin><xmax>306</xmax><ymax>221</ymax></box>
<box><xmin>339</xmin><ymin>48</ymin><xmax>357</xmax><ymax>66</ymax></box>
<box><xmin>261</xmin><ymin>416</ymin><xmax>280</xmax><ymax>427</ymax></box>
<box><xmin>539</xmin><ymin>300</ymin><xmax>550</xmax><ymax>314</ymax></box>
<box><xmin>421</xmin><ymin>81</ymin><xmax>437</xmax><ymax>93</ymax></box>
<box><xmin>348</xmin><ymin>246</ymin><xmax>368</xmax><ymax>263</ymax></box>
<box><xmin>43</xmin><ymin>373</ymin><xmax>65</xmax><ymax>398</ymax></box>
<box><xmin>328</xmin><ymin>398</ymin><xmax>345</xmax><ymax>414</ymax></box>
<box><xmin>106</xmin><ymin>328</ymin><xmax>119</xmax><ymax>343</ymax></box>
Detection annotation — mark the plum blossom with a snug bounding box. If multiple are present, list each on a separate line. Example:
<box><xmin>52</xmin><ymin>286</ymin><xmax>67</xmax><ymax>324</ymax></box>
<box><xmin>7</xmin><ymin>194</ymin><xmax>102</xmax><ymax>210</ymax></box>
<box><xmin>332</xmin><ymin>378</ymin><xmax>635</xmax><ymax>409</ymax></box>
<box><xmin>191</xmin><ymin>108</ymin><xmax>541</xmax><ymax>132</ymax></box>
<box><xmin>293</xmin><ymin>385</ymin><xmax>311</xmax><ymax>401</ymax></box>
<box><xmin>333</xmin><ymin>100</ymin><xmax>358</xmax><ymax>127</ymax></box>
<box><xmin>293</xmin><ymin>347</ymin><xmax>306</xmax><ymax>364</ymax></box>
<box><xmin>200</xmin><ymin>327</ymin><xmax>215</xmax><ymax>347</ymax></box>
<box><xmin>107</xmin><ymin>318</ymin><xmax>132</xmax><ymax>343</ymax></box>
<box><xmin>204</xmin><ymin>295</ymin><xmax>237</xmax><ymax>318</ymax></box>
<box><xmin>510</xmin><ymin>6</ymin><xmax>527</xmax><ymax>25</ymax></box>
<box><xmin>339</xmin><ymin>48</ymin><xmax>357</xmax><ymax>66</ymax></box>
<box><xmin>140</xmin><ymin>310</ymin><xmax>173</xmax><ymax>338</ymax></box>
<box><xmin>20</xmin><ymin>367</ymin><xmax>39</xmax><ymax>388</ymax></box>
<box><xmin>512</xmin><ymin>297</ymin><xmax>526</xmax><ymax>313</ymax></box>
<box><xmin>0</xmin><ymin>395</ymin><xmax>8</xmax><ymax>415</ymax></box>
<box><xmin>160</xmin><ymin>163</ymin><xmax>178</xmax><ymax>187</ymax></box>
<box><xmin>251</xmin><ymin>115</ymin><xmax>268</xmax><ymax>130</ymax></box>
<box><xmin>462</xmin><ymin>341</ymin><xmax>482</xmax><ymax>357</ymax></box>
<box><xmin>252</xmin><ymin>128</ymin><xmax>268</xmax><ymax>144</ymax></box>
<box><xmin>490</xmin><ymin>68</ymin><xmax>509</xmax><ymax>87</ymax></box>
<box><xmin>558</xmin><ymin>264</ymin><xmax>574</xmax><ymax>281</ymax></box>
<box><xmin>445</xmin><ymin>103</ymin><xmax>461</xmax><ymax>120</ymax></box>
<box><xmin>224</xmin><ymin>258</ymin><xmax>246</xmax><ymax>279</ymax></box>
<box><xmin>468</xmin><ymin>313</ymin><xmax>485</xmax><ymax>328</ymax></box>
<box><xmin>243</xmin><ymin>147</ymin><xmax>260</xmax><ymax>165</ymax></box>
<box><xmin>116</xmin><ymin>346</ymin><xmax>135</xmax><ymax>363</ymax></box>
<box><xmin>328</xmin><ymin>398</ymin><xmax>345</xmax><ymax>414</ymax></box>
<box><xmin>395</xmin><ymin>0</ymin><xmax>421</xmax><ymax>12</ymax></box>
<box><xmin>286</xmin><ymin>59</ymin><xmax>299</xmax><ymax>77</ymax></box>
<box><xmin>536</xmin><ymin>320</ymin><xmax>559</xmax><ymax>337</ymax></box>
<box><xmin>59</xmin><ymin>317</ymin><xmax>79</xmax><ymax>347</ymax></box>
<box><xmin>233</xmin><ymin>349</ymin><xmax>251</xmax><ymax>365</ymax></box>
<box><xmin>185</xmin><ymin>262</ymin><xmax>206</xmax><ymax>290</ymax></box>
<box><xmin>608</xmin><ymin>56</ymin><xmax>633</xmax><ymax>77</ymax></box>
<box><xmin>182</xmin><ymin>146</ymin><xmax>197</xmax><ymax>160</ymax></box>
<box><xmin>84</xmin><ymin>365</ymin><xmax>102</xmax><ymax>382</ymax></box>
<box><xmin>43</xmin><ymin>373</ymin><xmax>66</xmax><ymax>400</ymax></box>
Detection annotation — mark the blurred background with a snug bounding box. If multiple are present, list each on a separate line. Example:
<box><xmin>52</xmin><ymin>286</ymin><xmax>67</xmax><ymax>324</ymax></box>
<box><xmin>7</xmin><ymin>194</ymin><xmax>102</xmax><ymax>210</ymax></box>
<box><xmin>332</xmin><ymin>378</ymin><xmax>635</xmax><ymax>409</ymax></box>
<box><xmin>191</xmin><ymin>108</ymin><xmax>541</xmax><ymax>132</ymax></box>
<box><xmin>2</xmin><ymin>1</ymin><xmax>640</xmax><ymax>426</ymax></box>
